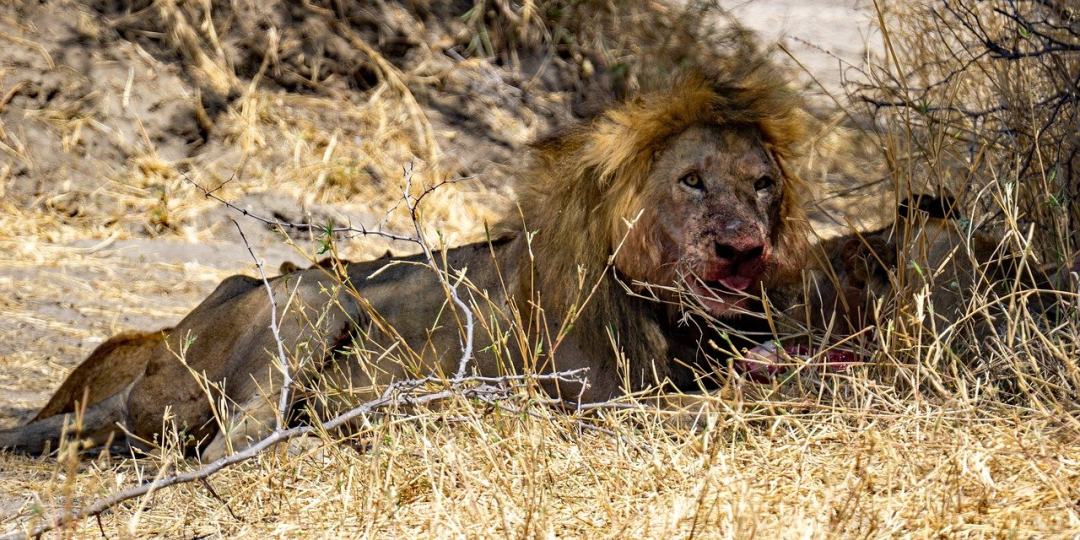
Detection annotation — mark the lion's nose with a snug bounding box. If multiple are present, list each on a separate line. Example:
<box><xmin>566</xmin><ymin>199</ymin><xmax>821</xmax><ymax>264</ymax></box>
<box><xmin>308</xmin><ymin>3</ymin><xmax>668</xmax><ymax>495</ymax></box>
<box><xmin>714</xmin><ymin>241</ymin><xmax>765</xmax><ymax>266</ymax></box>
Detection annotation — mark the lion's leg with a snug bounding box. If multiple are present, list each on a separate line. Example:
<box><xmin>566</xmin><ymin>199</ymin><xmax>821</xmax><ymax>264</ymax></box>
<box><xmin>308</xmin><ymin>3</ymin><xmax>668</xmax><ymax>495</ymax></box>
<box><xmin>0</xmin><ymin>391</ymin><xmax>130</xmax><ymax>455</ymax></box>
<box><xmin>32</xmin><ymin>274</ymin><xmax>262</xmax><ymax>425</ymax></box>
<box><xmin>200</xmin><ymin>394</ymin><xmax>278</xmax><ymax>462</ymax></box>
<box><xmin>0</xmin><ymin>276</ymin><xmax>267</xmax><ymax>457</ymax></box>
<box><xmin>33</xmin><ymin>330</ymin><xmax>167</xmax><ymax>422</ymax></box>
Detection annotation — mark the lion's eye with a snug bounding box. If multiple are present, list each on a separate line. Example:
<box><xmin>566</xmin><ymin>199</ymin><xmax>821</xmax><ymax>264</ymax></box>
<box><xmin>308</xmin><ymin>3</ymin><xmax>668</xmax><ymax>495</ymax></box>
<box><xmin>754</xmin><ymin>175</ymin><xmax>775</xmax><ymax>192</ymax></box>
<box><xmin>680</xmin><ymin>172</ymin><xmax>704</xmax><ymax>191</ymax></box>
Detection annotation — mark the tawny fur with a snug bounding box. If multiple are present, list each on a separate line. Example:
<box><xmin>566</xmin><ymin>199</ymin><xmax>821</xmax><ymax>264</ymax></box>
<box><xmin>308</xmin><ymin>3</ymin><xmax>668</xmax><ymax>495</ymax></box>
<box><xmin>790</xmin><ymin>198</ymin><xmax>1075</xmax><ymax>339</ymax></box>
<box><xmin>32</xmin><ymin>331</ymin><xmax>167</xmax><ymax>421</ymax></box>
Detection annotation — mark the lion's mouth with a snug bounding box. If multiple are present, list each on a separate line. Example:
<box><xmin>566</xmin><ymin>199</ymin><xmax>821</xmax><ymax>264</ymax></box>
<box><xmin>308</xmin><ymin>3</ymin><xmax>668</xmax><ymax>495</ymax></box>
<box><xmin>696</xmin><ymin>271</ymin><xmax>761</xmax><ymax>295</ymax></box>
<box><xmin>687</xmin><ymin>277</ymin><xmax>758</xmax><ymax>315</ymax></box>
<box><xmin>682</xmin><ymin>247</ymin><xmax>770</xmax><ymax>315</ymax></box>
<box><xmin>688</xmin><ymin>246</ymin><xmax>776</xmax><ymax>310</ymax></box>
<box><xmin>709</xmin><ymin>276</ymin><xmax>754</xmax><ymax>292</ymax></box>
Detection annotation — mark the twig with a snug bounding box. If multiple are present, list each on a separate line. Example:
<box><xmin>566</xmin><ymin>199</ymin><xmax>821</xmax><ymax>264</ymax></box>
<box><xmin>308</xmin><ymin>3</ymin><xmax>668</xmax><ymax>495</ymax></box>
<box><xmin>198</xmin><ymin>478</ymin><xmax>243</xmax><ymax>523</ymax></box>
<box><xmin>181</xmin><ymin>173</ymin><xmax>420</xmax><ymax>246</ymax></box>
<box><xmin>94</xmin><ymin>515</ymin><xmax>105</xmax><ymax>539</ymax></box>
<box><xmin>400</xmin><ymin>164</ymin><xmax>475</xmax><ymax>380</ymax></box>
<box><xmin>231</xmin><ymin>220</ymin><xmax>292</xmax><ymax>431</ymax></box>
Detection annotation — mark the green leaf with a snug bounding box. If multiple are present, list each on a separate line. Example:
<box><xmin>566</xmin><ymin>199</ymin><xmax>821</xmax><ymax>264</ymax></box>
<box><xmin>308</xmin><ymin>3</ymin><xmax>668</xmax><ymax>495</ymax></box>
<box><xmin>318</xmin><ymin>223</ymin><xmax>333</xmax><ymax>254</ymax></box>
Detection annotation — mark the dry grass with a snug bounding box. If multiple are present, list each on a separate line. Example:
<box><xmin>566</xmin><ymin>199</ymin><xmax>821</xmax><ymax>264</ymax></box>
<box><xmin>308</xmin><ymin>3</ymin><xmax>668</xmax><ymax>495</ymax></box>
<box><xmin>1</xmin><ymin>0</ymin><xmax>1079</xmax><ymax>537</ymax></box>
<box><xmin>6</xmin><ymin>400</ymin><xmax>1080</xmax><ymax>537</ymax></box>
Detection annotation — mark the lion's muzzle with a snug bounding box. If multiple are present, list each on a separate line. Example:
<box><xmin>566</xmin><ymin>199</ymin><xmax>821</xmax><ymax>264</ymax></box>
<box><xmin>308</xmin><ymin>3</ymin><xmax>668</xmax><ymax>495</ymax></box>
<box><xmin>711</xmin><ymin>236</ymin><xmax>769</xmax><ymax>291</ymax></box>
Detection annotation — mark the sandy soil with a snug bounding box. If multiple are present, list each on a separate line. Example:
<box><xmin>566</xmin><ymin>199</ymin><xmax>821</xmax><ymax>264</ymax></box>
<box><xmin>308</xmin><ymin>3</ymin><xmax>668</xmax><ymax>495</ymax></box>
<box><xmin>722</xmin><ymin>0</ymin><xmax>883</xmax><ymax>95</ymax></box>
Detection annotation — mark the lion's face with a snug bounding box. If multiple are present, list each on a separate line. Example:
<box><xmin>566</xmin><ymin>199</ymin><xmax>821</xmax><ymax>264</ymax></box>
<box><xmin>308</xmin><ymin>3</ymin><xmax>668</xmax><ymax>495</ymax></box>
<box><xmin>623</xmin><ymin>124</ymin><xmax>786</xmax><ymax>317</ymax></box>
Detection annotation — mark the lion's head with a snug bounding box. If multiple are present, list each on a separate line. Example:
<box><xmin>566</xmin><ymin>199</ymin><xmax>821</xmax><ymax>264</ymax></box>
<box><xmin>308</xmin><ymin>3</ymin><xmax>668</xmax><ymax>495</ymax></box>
<box><xmin>518</xmin><ymin>61</ymin><xmax>808</xmax><ymax>323</ymax></box>
<box><xmin>621</xmin><ymin>123</ymin><xmax>796</xmax><ymax>316</ymax></box>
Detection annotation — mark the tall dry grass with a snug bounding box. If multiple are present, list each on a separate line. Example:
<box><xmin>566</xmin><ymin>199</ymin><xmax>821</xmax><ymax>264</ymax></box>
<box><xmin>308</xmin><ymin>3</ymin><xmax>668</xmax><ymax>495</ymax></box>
<box><xmin>1</xmin><ymin>1</ymin><xmax>1079</xmax><ymax>538</ymax></box>
<box><xmin>848</xmin><ymin>1</ymin><xmax>1080</xmax><ymax>406</ymax></box>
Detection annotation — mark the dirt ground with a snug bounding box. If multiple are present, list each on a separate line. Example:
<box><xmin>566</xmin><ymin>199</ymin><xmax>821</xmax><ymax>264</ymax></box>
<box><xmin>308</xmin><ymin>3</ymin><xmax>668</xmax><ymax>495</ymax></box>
<box><xmin>722</xmin><ymin>0</ymin><xmax>882</xmax><ymax>96</ymax></box>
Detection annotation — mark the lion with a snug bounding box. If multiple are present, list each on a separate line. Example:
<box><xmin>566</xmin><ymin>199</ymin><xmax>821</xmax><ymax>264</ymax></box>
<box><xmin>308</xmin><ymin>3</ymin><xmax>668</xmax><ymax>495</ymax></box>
<box><xmin>1</xmin><ymin>61</ymin><xmax>809</xmax><ymax>461</ymax></box>
<box><xmin>800</xmin><ymin>198</ymin><xmax>972</xmax><ymax>334</ymax></box>
<box><xmin>798</xmin><ymin>196</ymin><xmax>1075</xmax><ymax>332</ymax></box>
<box><xmin>29</xmin><ymin>330</ymin><xmax>169</xmax><ymax>422</ymax></box>
<box><xmin>742</xmin><ymin>195</ymin><xmax>1079</xmax><ymax>376</ymax></box>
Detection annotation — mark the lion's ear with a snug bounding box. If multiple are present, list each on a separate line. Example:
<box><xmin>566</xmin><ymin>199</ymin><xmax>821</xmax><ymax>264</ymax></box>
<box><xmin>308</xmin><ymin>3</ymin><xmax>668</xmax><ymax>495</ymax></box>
<box><xmin>842</xmin><ymin>235</ymin><xmax>895</xmax><ymax>287</ymax></box>
<box><xmin>898</xmin><ymin>194</ymin><xmax>961</xmax><ymax>221</ymax></box>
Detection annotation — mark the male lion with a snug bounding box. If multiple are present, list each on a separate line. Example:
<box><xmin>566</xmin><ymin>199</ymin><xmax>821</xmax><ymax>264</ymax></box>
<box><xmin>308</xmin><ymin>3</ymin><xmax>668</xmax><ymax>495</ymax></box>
<box><xmin>1</xmin><ymin>64</ymin><xmax>808</xmax><ymax>461</ymax></box>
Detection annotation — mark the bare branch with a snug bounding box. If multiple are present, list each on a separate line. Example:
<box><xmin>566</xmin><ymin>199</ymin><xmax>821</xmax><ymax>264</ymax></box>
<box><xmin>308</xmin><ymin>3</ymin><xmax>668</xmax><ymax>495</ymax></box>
<box><xmin>182</xmin><ymin>173</ymin><xmax>420</xmax><ymax>246</ymax></box>
<box><xmin>231</xmin><ymin>220</ymin><xmax>292</xmax><ymax>431</ymax></box>
<box><xmin>399</xmin><ymin>164</ymin><xmax>476</xmax><ymax>380</ymax></box>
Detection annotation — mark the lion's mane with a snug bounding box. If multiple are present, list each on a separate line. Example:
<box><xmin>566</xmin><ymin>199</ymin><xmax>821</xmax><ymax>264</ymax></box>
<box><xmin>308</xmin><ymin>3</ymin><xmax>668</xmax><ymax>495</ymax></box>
<box><xmin>509</xmin><ymin>58</ymin><xmax>810</xmax><ymax>382</ymax></box>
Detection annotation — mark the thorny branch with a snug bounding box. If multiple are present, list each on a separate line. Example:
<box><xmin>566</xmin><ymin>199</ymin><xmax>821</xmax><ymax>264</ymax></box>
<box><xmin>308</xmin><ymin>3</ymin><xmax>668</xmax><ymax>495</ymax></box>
<box><xmin>855</xmin><ymin>0</ymin><xmax>1079</xmax><ymax>239</ymax></box>
<box><xmin>187</xmin><ymin>163</ymin><xmax>477</xmax><ymax>378</ymax></box>
<box><xmin>231</xmin><ymin>220</ymin><xmax>293</xmax><ymax>431</ymax></box>
<box><xmin>860</xmin><ymin>1</ymin><xmax>1078</xmax><ymax>120</ymax></box>
<box><xmin>400</xmin><ymin>163</ymin><xmax>476</xmax><ymax>379</ymax></box>
<box><xmin>181</xmin><ymin>173</ymin><xmax>421</xmax><ymax>246</ymax></box>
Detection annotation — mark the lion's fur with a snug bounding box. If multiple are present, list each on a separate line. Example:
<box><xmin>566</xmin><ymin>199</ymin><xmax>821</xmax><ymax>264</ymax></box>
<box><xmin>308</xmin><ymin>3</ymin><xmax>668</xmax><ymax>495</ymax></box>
<box><xmin>791</xmin><ymin>197</ymin><xmax>1076</xmax><ymax>340</ymax></box>
<box><xmin>516</xmin><ymin>61</ymin><xmax>809</xmax><ymax>369</ymax></box>
<box><xmin>32</xmin><ymin>331</ymin><xmax>165</xmax><ymax>421</ymax></box>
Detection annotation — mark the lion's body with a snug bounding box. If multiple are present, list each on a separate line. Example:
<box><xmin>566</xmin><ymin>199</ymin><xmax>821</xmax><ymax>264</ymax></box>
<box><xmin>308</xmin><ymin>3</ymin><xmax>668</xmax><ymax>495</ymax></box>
<box><xmin>1</xmin><ymin>62</ymin><xmax>810</xmax><ymax>461</ymax></box>
<box><xmin>790</xmin><ymin>199</ymin><xmax>1071</xmax><ymax>339</ymax></box>
<box><xmin>32</xmin><ymin>331</ymin><xmax>166</xmax><ymax>421</ymax></box>
<box><xmin>0</xmin><ymin>234</ymin><xmax>718</xmax><ymax>458</ymax></box>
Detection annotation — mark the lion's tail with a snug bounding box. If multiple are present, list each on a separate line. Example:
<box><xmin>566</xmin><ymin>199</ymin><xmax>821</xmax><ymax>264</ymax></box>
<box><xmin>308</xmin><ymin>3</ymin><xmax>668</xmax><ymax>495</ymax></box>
<box><xmin>0</xmin><ymin>392</ymin><xmax>128</xmax><ymax>456</ymax></box>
